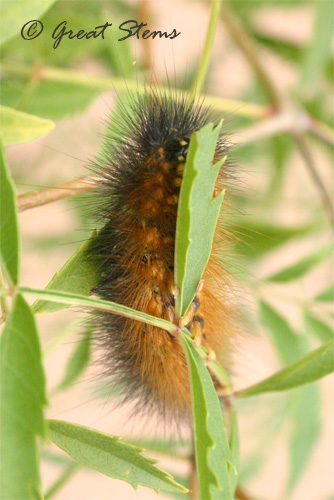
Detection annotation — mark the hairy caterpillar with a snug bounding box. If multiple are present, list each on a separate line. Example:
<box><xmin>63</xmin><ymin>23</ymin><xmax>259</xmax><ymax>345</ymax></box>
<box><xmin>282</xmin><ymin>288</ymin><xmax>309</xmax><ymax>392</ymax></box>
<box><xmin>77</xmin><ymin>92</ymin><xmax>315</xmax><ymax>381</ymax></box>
<box><xmin>87</xmin><ymin>87</ymin><xmax>237</xmax><ymax>420</ymax></box>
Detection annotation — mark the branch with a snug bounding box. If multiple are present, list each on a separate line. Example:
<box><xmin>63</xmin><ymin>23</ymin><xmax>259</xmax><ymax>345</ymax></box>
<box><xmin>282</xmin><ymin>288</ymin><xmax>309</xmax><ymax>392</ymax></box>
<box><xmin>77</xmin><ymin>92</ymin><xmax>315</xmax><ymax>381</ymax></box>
<box><xmin>221</xmin><ymin>3</ymin><xmax>282</xmax><ymax>109</ymax></box>
<box><xmin>15</xmin><ymin>113</ymin><xmax>316</xmax><ymax>213</ymax></box>
<box><xmin>1</xmin><ymin>61</ymin><xmax>269</xmax><ymax>119</ymax></box>
<box><xmin>17</xmin><ymin>176</ymin><xmax>96</xmax><ymax>212</ymax></box>
<box><xmin>220</xmin><ymin>4</ymin><xmax>334</xmax><ymax>224</ymax></box>
<box><xmin>293</xmin><ymin>132</ymin><xmax>334</xmax><ymax>225</ymax></box>
<box><xmin>190</xmin><ymin>0</ymin><xmax>222</xmax><ymax>100</ymax></box>
<box><xmin>309</xmin><ymin>118</ymin><xmax>334</xmax><ymax>148</ymax></box>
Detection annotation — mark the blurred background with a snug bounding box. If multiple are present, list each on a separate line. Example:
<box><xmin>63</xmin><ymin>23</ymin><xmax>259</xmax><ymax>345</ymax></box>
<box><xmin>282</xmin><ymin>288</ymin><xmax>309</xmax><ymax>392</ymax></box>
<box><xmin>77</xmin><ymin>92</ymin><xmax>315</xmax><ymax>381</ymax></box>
<box><xmin>1</xmin><ymin>0</ymin><xmax>333</xmax><ymax>499</ymax></box>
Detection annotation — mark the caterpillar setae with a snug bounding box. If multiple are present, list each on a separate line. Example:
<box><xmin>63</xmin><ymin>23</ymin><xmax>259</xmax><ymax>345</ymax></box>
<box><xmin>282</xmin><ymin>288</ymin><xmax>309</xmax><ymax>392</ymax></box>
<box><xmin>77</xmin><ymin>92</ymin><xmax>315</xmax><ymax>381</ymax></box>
<box><xmin>87</xmin><ymin>87</ymin><xmax>237</xmax><ymax>421</ymax></box>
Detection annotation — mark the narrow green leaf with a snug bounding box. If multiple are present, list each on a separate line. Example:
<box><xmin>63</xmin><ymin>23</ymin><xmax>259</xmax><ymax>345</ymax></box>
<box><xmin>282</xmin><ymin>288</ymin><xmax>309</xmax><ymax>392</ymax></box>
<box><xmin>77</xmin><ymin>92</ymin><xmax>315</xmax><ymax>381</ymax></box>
<box><xmin>315</xmin><ymin>285</ymin><xmax>334</xmax><ymax>303</ymax></box>
<box><xmin>175</xmin><ymin>122</ymin><xmax>225</xmax><ymax>317</ymax></box>
<box><xmin>47</xmin><ymin>420</ymin><xmax>188</xmax><ymax>494</ymax></box>
<box><xmin>228</xmin><ymin>408</ymin><xmax>240</xmax><ymax>496</ymax></box>
<box><xmin>1</xmin><ymin>79</ymin><xmax>100</xmax><ymax>121</ymax></box>
<box><xmin>260</xmin><ymin>301</ymin><xmax>303</xmax><ymax>364</ymax></box>
<box><xmin>0</xmin><ymin>136</ymin><xmax>19</xmax><ymax>285</ymax></box>
<box><xmin>300</xmin><ymin>0</ymin><xmax>334</xmax><ymax>90</ymax></box>
<box><xmin>0</xmin><ymin>106</ymin><xmax>54</xmax><ymax>145</ymax></box>
<box><xmin>0</xmin><ymin>0</ymin><xmax>57</xmax><ymax>45</ymax></box>
<box><xmin>180</xmin><ymin>334</ymin><xmax>233</xmax><ymax>500</ymax></box>
<box><xmin>124</xmin><ymin>438</ymin><xmax>190</xmax><ymax>459</ymax></box>
<box><xmin>304</xmin><ymin>310</ymin><xmax>333</xmax><ymax>343</ymax></box>
<box><xmin>32</xmin><ymin>231</ymin><xmax>99</xmax><ymax>315</ymax></box>
<box><xmin>267</xmin><ymin>245</ymin><xmax>332</xmax><ymax>283</ymax></box>
<box><xmin>162</xmin><ymin>473</ymin><xmax>189</xmax><ymax>500</ymax></box>
<box><xmin>0</xmin><ymin>294</ymin><xmax>47</xmax><ymax>499</ymax></box>
<box><xmin>287</xmin><ymin>382</ymin><xmax>320</xmax><ymax>494</ymax></box>
<box><xmin>260</xmin><ymin>302</ymin><xmax>321</xmax><ymax>492</ymax></box>
<box><xmin>57</xmin><ymin>328</ymin><xmax>92</xmax><ymax>391</ymax></box>
<box><xmin>238</xmin><ymin>339</ymin><xmax>334</xmax><ymax>397</ymax></box>
<box><xmin>235</xmin><ymin>219</ymin><xmax>316</xmax><ymax>259</ymax></box>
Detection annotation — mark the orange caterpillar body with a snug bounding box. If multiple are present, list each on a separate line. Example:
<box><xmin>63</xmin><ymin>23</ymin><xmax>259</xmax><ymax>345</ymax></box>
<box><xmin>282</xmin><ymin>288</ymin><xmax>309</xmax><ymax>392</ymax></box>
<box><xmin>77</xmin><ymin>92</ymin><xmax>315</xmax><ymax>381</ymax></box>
<box><xmin>89</xmin><ymin>89</ymin><xmax>236</xmax><ymax>419</ymax></box>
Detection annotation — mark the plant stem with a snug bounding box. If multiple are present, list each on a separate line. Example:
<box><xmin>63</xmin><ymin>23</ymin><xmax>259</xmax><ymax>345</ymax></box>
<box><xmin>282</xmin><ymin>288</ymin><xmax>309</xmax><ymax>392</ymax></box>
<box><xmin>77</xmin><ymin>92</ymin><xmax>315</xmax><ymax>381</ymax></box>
<box><xmin>293</xmin><ymin>132</ymin><xmax>334</xmax><ymax>225</ymax></box>
<box><xmin>190</xmin><ymin>0</ymin><xmax>222</xmax><ymax>101</ymax></box>
<box><xmin>221</xmin><ymin>3</ymin><xmax>282</xmax><ymax>109</ymax></box>
<box><xmin>220</xmin><ymin>3</ymin><xmax>334</xmax><ymax>225</ymax></box>
<box><xmin>44</xmin><ymin>463</ymin><xmax>79</xmax><ymax>500</ymax></box>
<box><xmin>17</xmin><ymin>176</ymin><xmax>96</xmax><ymax>212</ymax></box>
<box><xmin>17</xmin><ymin>285</ymin><xmax>232</xmax><ymax>390</ymax></box>
<box><xmin>310</xmin><ymin>118</ymin><xmax>334</xmax><ymax>148</ymax></box>
<box><xmin>137</xmin><ymin>0</ymin><xmax>153</xmax><ymax>74</ymax></box>
<box><xmin>1</xmin><ymin>61</ymin><xmax>268</xmax><ymax>119</ymax></box>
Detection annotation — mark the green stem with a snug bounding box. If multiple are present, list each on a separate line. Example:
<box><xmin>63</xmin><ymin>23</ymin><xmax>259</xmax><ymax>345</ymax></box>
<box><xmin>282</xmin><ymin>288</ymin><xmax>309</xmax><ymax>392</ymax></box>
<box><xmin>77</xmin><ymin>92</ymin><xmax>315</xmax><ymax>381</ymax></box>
<box><xmin>190</xmin><ymin>0</ymin><xmax>222</xmax><ymax>101</ymax></box>
<box><xmin>1</xmin><ymin>61</ymin><xmax>268</xmax><ymax>119</ymax></box>
<box><xmin>18</xmin><ymin>285</ymin><xmax>232</xmax><ymax>389</ymax></box>
<box><xmin>44</xmin><ymin>463</ymin><xmax>79</xmax><ymax>500</ymax></box>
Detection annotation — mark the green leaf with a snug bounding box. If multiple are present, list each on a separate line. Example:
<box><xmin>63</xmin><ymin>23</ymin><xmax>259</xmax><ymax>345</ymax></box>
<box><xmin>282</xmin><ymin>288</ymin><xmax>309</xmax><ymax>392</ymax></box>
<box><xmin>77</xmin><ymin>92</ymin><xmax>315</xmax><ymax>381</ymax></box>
<box><xmin>57</xmin><ymin>328</ymin><xmax>92</xmax><ymax>391</ymax></box>
<box><xmin>267</xmin><ymin>245</ymin><xmax>332</xmax><ymax>283</ymax></box>
<box><xmin>0</xmin><ymin>136</ymin><xmax>20</xmax><ymax>285</ymax></box>
<box><xmin>238</xmin><ymin>339</ymin><xmax>334</xmax><ymax>397</ymax></box>
<box><xmin>260</xmin><ymin>302</ymin><xmax>321</xmax><ymax>492</ymax></box>
<box><xmin>304</xmin><ymin>310</ymin><xmax>333</xmax><ymax>343</ymax></box>
<box><xmin>260</xmin><ymin>301</ymin><xmax>303</xmax><ymax>364</ymax></box>
<box><xmin>162</xmin><ymin>473</ymin><xmax>189</xmax><ymax>500</ymax></box>
<box><xmin>124</xmin><ymin>438</ymin><xmax>190</xmax><ymax>459</ymax></box>
<box><xmin>175</xmin><ymin>122</ymin><xmax>225</xmax><ymax>317</ymax></box>
<box><xmin>300</xmin><ymin>0</ymin><xmax>334</xmax><ymax>91</ymax></box>
<box><xmin>47</xmin><ymin>420</ymin><xmax>188</xmax><ymax>495</ymax></box>
<box><xmin>0</xmin><ymin>0</ymin><xmax>57</xmax><ymax>45</ymax></box>
<box><xmin>180</xmin><ymin>334</ymin><xmax>234</xmax><ymax>500</ymax></box>
<box><xmin>0</xmin><ymin>106</ymin><xmax>54</xmax><ymax>145</ymax></box>
<box><xmin>32</xmin><ymin>231</ymin><xmax>99</xmax><ymax>315</ymax></box>
<box><xmin>287</xmin><ymin>382</ymin><xmax>320</xmax><ymax>494</ymax></box>
<box><xmin>0</xmin><ymin>294</ymin><xmax>47</xmax><ymax>499</ymax></box>
<box><xmin>1</xmin><ymin>80</ymin><xmax>100</xmax><ymax>121</ymax></box>
<box><xmin>315</xmin><ymin>285</ymin><xmax>334</xmax><ymax>303</ymax></box>
<box><xmin>235</xmin><ymin>219</ymin><xmax>315</xmax><ymax>260</ymax></box>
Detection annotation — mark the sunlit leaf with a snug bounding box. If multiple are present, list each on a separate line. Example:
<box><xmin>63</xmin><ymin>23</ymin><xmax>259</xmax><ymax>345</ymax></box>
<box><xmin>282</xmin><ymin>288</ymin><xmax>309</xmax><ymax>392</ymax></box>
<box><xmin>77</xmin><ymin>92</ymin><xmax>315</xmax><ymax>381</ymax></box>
<box><xmin>32</xmin><ymin>231</ymin><xmax>99</xmax><ymax>315</ymax></box>
<box><xmin>0</xmin><ymin>106</ymin><xmax>54</xmax><ymax>145</ymax></box>
<box><xmin>0</xmin><ymin>0</ymin><xmax>57</xmax><ymax>45</ymax></box>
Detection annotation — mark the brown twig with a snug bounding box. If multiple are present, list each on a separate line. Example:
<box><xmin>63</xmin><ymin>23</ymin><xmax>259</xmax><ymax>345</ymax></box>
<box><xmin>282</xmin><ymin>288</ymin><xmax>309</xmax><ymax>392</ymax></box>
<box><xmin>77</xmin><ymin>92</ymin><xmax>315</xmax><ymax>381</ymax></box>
<box><xmin>293</xmin><ymin>132</ymin><xmax>334</xmax><ymax>224</ymax></box>
<box><xmin>309</xmin><ymin>118</ymin><xmax>334</xmax><ymax>148</ymax></box>
<box><xmin>221</xmin><ymin>3</ymin><xmax>282</xmax><ymax>110</ymax></box>
<box><xmin>220</xmin><ymin>3</ymin><xmax>334</xmax><ymax>225</ymax></box>
<box><xmin>15</xmin><ymin>113</ymin><xmax>318</xmax><ymax>213</ymax></box>
<box><xmin>137</xmin><ymin>0</ymin><xmax>154</xmax><ymax>75</ymax></box>
<box><xmin>17</xmin><ymin>176</ymin><xmax>97</xmax><ymax>212</ymax></box>
<box><xmin>189</xmin><ymin>450</ymin><xmax>198</xmax><ymax>500</ymax></box>
<box><xmin>235</xmin><ymin>484</ymin><xmax>252</xmax><ymax>500</ymax></box>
